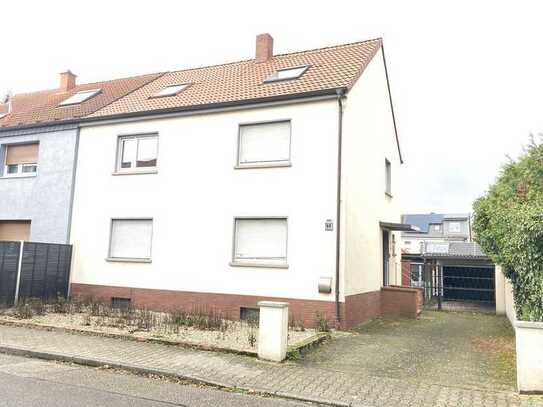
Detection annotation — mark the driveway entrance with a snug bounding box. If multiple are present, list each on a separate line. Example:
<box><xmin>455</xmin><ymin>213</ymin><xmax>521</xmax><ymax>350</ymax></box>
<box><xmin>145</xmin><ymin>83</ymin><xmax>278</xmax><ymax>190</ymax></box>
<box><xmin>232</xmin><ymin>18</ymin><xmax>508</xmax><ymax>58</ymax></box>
<box><xmin>301</xmin><ymin>311</ymin><xmax>516</xmax><ymax>393</ymax></box>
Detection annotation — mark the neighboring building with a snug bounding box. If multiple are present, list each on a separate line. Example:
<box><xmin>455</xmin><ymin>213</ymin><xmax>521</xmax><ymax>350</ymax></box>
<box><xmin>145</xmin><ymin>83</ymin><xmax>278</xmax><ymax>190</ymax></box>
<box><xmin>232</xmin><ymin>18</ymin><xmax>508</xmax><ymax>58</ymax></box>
<box><xmin>400</xmin><ymin>213</ymin><xmax>471</xmax><ymax>255</ymax></box>
<box><xmin>1</xmin><ymin>34</ymin><xmax>412</xmax><ymax>328</ymax></box>
<box><xmin>0</xmin><ymin>72</ymin><xmax>161</xmax><ymax>243</ymax></box>
<box><xmin>400</xmin><ymin>213</ymin><xmax>496</xmax><ymax>312</ymax></box>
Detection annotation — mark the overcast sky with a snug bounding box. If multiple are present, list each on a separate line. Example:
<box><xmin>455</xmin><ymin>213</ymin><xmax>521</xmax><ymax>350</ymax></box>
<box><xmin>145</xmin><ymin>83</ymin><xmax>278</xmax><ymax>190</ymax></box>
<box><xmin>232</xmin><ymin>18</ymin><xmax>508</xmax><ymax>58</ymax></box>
<box><xmin>1</xmin><ymin>0</ymin><xmax>539</xmax><ymax>214</ymax></box>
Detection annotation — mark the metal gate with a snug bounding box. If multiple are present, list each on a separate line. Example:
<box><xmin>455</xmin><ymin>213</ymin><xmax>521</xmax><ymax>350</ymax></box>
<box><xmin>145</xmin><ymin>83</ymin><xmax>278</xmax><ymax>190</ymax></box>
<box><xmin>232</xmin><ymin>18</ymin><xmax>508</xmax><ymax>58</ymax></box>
<box><xmin>418</xmin><ymin>262</ymin><xmax>495</xmax><ymax>311</ymax></box>
<box><xmin>0</xmin><ymin>241</ymin><xmax>72</xmax><ymax>306</ymax></box>
<box><xmin>442</xmin><ymin>266</ymin><xmax>495</xmax><ymax>304</ymax></box>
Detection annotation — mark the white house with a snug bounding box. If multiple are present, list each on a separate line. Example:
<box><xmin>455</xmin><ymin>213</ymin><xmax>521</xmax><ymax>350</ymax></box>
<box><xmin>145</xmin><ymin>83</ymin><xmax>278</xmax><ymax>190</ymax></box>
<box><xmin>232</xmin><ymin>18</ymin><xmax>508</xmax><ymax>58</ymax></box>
<box><xmin>69</xmin><ymin>34</ymin><xmax>414</xmax><ymax>328</ymax></box>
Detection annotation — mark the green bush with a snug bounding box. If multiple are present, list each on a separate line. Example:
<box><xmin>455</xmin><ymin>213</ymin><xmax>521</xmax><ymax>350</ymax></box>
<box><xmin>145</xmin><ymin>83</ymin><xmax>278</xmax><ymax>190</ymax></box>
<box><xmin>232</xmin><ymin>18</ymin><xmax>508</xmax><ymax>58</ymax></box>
<box><xmin>473</xmin><ymin>137</ymin><xmax>543</xmax><ymax>321</ymax></box>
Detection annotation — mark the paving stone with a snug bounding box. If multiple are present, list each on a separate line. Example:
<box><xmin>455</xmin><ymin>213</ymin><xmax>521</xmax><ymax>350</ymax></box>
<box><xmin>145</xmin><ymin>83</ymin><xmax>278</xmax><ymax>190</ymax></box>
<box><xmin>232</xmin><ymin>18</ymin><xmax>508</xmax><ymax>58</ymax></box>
<box><xmin>0</xmin><ymin>311</ymin><xmax>540</xmax><ymax>406</ymax></box>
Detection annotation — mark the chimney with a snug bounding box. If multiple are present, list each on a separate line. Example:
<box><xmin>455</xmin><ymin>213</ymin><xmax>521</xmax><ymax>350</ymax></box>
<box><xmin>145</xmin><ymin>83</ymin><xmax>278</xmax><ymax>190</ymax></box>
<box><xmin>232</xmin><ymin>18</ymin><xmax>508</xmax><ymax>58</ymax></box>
<box><xmin>255</xmin><ymin>33</ymin><xmax>273</xmax><ymax>63</ymax></box>
<box><xmin>59</xmin><ymin>70</ymin><xmax>77</xmax><ymax>92</ymax></box>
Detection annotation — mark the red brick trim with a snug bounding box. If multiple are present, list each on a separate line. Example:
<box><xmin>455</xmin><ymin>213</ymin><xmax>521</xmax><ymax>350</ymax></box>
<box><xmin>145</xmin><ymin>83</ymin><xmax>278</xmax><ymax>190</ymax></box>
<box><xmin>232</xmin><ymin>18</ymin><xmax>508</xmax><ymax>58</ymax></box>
<box><xmin>381</xmin><ymin>285</ymin><xmax>423</xmax><ymax>318</ymax></box>
<box><xmin>71</xmin><ymin>283</ymin><xmax>338</xmax><ymax>329</ymax></box>
<box><xmin>343</xmin><ymin>291</ymin><xmax>381</xmax><ymax>329</ymax></box>
<box><xmin>71</xmin><ymin>283</ymin><xmax>421</xmax><ymax>330</ymax></box>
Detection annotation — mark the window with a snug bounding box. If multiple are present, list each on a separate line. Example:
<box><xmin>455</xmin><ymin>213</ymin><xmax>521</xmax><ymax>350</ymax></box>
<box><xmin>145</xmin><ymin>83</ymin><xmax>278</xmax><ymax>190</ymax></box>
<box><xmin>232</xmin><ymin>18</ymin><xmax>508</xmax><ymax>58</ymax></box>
<box><xmin>117</xmin><ymin>135</ymin><xmax>158</xmax><ymax>172</ymax></box>
<box><xmin>150</xmin><ymin>84</ymin><xmax>190</xmax><ymax>98</ymax></box>
<box><xmin>232</xmin><ymin>218</ymin><xmax>288</xmax><ymax>267</ymax></box>
<box><xmin>410</xmin><ymin>264</ymin><xmax>424</xmax><ymax>288</ymax></box>
<box><xmin>0</xmin><ymin>220</ymin><xmax>31</xmax><ymax>241</ymax></box>
<box><xmin>240</xmin><ymin>307</ymin><xmax>260</xmax><ymax>323</ymax></box>
<box><xmin>59</xmin><ymin>89</ymin><xmax>101</xmax><ymax>106</ymax></box>
<box><xmin>3</xmin><ymin>143</ymin><xmax>39</xmax><ymax>177</ymax></box>
<box><xmin>448</xmin><ymin>221</ymin><xmax>461</xmax><ymax>233</ymax></box>
<box><xmin>237</xmin><ymin>121</ymin><xmax>291</xmax><ymax>167</ymax></box>
<box><xmin>108</xmin><ymin>219</ymin><xmax>153</xmax><ymax>261</ymax></box>
<box><xmin>264</xmin><ymin>66</ymin><xmax>309</xmax><ymax>83</ymax></box>
<box><xmin>385</xmin><ymin>158</ymin><xmax>392</xmax><ymax>195</ymax></box>
<box><xmin>111</xmin><ymin>297</ymin><xmax>131</xmax><ymax>310</ymax></box>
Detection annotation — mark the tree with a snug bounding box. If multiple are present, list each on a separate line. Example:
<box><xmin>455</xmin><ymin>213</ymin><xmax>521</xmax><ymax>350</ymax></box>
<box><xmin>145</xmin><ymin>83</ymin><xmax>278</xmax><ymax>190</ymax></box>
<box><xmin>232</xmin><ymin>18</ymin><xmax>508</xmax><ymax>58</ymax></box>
<box><xmin>473</xmin><ymin>137</ymin><xmax>543</xmax><ymax>321</ymax></box>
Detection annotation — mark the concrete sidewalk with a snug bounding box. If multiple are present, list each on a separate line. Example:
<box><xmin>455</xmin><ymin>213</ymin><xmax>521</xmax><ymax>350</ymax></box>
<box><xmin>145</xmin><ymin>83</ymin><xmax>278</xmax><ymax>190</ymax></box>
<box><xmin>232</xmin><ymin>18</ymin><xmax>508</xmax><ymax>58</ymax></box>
<box><xmin>0</xmin><ymin>324</ymin><xmax>535</xmax><ymax>407</ymax></box>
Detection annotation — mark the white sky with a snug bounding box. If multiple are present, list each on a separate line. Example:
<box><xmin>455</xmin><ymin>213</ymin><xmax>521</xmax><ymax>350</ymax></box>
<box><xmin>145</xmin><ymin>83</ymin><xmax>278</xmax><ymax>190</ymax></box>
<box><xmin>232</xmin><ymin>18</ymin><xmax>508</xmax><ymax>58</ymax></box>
<box><xmin>1</xmin><ymin>0</ymin><xmax>540</xmax><ymax>214</ymax></box>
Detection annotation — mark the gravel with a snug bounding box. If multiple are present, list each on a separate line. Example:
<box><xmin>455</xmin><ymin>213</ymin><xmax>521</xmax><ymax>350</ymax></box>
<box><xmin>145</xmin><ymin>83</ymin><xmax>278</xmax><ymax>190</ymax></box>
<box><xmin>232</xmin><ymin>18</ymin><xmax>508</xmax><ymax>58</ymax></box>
<box><xmin>0</xmin><ymin>311</ymin><xmax>316</xmax><ymax>354</ymax></box>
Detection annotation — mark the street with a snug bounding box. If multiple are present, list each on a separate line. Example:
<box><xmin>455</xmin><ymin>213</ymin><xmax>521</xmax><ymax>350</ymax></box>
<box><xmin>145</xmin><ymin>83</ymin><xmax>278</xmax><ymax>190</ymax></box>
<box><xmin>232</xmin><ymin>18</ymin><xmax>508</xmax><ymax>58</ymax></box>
<box><xmin>0</xmin><ymin>353</ymin><xmax>318</xmax><ymax>407</ymax></box>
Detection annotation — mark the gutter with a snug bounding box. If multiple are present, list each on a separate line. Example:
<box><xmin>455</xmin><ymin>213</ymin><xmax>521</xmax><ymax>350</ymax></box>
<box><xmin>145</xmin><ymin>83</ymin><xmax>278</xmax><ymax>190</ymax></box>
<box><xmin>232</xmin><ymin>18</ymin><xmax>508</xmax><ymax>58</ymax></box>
<box><xmin>335</xmin><ymin>88</ymin><xmax>346</xmax><ymax>324</ymax></box>
<box><xmin>0</xmin><ymin>88</ymin><xmax>343</xmax><ymax>134</ymax></box>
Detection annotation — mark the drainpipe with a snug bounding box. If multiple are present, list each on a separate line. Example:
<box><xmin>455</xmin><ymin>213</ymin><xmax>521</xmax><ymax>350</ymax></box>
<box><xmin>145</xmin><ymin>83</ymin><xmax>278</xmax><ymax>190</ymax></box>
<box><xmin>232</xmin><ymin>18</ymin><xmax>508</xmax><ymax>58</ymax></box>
<box><xmin>335</xmin><ymin>88</ymin><xmax>346</xmax><ymax>324</ymax></box>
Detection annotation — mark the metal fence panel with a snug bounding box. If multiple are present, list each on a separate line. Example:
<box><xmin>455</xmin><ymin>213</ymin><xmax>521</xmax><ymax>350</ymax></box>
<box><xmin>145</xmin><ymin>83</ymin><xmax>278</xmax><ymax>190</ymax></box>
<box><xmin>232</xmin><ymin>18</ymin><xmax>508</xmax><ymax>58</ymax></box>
<box><xmin>0</xmin><ymin>241</ymin><xmax>21</xmax><ymax>306</ymax></box>
<box><xmin>18</xmin><ymin>242</ymin><xmax>72</xmax><ymax>302</ymax></box>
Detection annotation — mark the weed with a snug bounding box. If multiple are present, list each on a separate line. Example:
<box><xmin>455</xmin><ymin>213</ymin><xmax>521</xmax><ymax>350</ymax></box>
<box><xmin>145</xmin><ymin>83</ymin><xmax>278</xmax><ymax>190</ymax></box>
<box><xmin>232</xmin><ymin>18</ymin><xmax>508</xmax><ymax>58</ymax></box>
<box><xmin>316</xmin><ymin>312</ymin><xmax>331</xmax><ymax>333</ymax></box>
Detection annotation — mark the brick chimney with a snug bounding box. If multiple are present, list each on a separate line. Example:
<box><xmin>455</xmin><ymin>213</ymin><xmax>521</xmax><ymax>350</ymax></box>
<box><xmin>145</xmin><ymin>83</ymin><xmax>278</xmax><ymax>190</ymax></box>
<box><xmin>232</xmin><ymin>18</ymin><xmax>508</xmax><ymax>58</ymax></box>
<box><xmin>255</xmin><ymin>33</ymin><xmax>273</xmax><ymax>63</ymax></box>
<box><xmin>59</xmin><ymin>70</ymin><xmax>77</xmax><ymax>92</ymax></box>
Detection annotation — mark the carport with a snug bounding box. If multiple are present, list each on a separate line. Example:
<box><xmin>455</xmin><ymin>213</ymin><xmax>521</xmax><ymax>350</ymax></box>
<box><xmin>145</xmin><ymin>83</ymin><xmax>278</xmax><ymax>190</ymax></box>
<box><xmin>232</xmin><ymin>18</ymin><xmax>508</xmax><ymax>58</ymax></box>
<box><xmin>407</xmin><ymin>242</ymin><xmax>496</xmax><ymax>312</ymax></box>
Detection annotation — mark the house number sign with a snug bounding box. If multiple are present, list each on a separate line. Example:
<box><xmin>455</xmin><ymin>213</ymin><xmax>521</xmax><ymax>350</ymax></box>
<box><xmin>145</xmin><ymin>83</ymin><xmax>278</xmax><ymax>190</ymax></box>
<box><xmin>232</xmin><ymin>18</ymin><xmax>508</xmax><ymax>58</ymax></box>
<box><xmin>325</xmin><ymin>219</ymin><xmax>334</xmax><ymax>231</ymax></box>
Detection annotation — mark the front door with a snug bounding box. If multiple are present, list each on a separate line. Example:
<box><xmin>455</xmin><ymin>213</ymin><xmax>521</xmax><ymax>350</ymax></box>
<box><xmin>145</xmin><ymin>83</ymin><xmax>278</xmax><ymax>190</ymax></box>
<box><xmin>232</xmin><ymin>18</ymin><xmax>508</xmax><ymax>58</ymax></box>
<box><xmin>383</xmin><ymin>230</ymin><xmax>390</xmax><ymax>286</ymax></box>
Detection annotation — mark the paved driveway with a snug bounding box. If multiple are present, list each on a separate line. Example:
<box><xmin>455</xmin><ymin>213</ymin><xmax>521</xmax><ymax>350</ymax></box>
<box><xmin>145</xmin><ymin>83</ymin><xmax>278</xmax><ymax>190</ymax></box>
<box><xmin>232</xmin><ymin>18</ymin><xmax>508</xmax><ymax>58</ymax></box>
<box><xmin>300</xmin><ymin>310</ymin><xmax>517</xmax><ymax>392</ymax></box>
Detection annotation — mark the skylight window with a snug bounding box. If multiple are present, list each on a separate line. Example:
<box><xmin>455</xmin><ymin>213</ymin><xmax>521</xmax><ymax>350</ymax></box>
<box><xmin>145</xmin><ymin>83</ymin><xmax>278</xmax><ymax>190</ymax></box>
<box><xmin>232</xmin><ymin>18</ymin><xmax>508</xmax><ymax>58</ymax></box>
<box><xmin>59</xmin><ymin>89</ymin><xmax>101</xmax><ymax>106</ymax></box>
<box><xmin>264</xmin><ymin>65</ymin><xmax>309</xmax><ymax>83</ymax></box>
<box><xmin>150</xmin><ymin>84</ymin><xmax>190</xmax><ymax>98</ymax></box>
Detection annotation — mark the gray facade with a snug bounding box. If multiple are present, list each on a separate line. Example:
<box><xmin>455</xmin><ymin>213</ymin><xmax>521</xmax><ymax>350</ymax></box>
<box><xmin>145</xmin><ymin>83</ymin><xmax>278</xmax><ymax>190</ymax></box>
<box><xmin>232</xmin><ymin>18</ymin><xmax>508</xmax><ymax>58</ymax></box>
<box><xmin>0</xmin><ymin>125</ymin><xmax>78</xmax><ymax>244</ymax></box>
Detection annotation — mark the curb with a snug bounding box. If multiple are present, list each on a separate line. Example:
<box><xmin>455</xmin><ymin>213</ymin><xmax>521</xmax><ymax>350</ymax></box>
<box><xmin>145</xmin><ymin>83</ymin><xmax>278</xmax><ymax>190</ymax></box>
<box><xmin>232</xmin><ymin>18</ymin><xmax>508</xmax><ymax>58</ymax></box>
<box><xmin>0</xmin><ymin>319</ymin><xmax>328</xmax><ymax>361</ymax></box>
<box><xmin>0</xmin><ymin>344</ymin><xmax>351</xmax><ymax>407</ymax></box>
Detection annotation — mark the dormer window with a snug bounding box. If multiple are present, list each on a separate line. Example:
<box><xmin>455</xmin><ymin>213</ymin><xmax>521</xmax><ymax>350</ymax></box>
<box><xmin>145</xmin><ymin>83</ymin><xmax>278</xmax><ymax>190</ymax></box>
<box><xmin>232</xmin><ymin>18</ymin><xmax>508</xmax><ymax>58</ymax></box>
<box><xmin>264</xmin><ymin>65</ymin><xmax>309</xmax><ymax>83</ymax></box>
<box><xmin>59</xmin><ymin>89</ymin><xmax>101</xmax><ymax>106</ymax></box>
<box><xmin>150</xmin><ymin>84</ymin><xmax>190</xmax><ymax>98</ymax></box>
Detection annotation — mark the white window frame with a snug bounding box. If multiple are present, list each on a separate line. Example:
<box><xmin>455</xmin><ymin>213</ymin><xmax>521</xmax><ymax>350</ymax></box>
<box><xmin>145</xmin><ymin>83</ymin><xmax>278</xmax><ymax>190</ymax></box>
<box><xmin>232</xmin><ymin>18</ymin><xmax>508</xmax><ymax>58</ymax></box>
<box><xmin>264</xmin><ymin>65</ymin><xmax>310</xmax><ymax>83</ymax></box>
<box><xmin>385</xmin><ymin>158</ymin><xmax>392</xmax><ymax>196</ymax></box>
<box><xmin>236</xmin><ymin>120</ymin><xmax>292</xmax><ymax>169</ymax></box>
<box><xmin>448</xmin><ymin>221</ymin><xmax>461</xmax><ymax>233</ymax></box>
<box><xmin>59</xmin><ymin>89</ymin><xmax>101</xmax><ymax>106</ymax></box>
<box><xmin>115</xmin><ymin>133</ymin><xmax>159</xmax><ymax>174</ymax></box>
<box><xmin>2</xmin><ymin>144</ymin><xmax>39</xmax><ymax>178</ymax></box>
<box><xmin>149</xmin><ymin>84</ymin><xmax>190</xmax><ymax>98</ymax></box>
<box><xmin>230</xmin><ymin>217</ymin><xmax>289</xmax><ymax>268</ymax></box>
<box><xmin>410</xmin><ymin>263</ymin><xmax>424</xmax><ymax>288</ymax></box>
<box><xmin>107</xmin><ymin>218</ymin><xmax>153</xmax><ymax>262</ymax></box>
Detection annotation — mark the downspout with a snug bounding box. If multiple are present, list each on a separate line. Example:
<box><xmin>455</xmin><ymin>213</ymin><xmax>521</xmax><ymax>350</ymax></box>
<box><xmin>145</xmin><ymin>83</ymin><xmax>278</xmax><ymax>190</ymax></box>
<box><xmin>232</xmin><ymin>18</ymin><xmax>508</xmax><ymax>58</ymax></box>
<box><xmin>335</xmin><ymin>88</ymin><xmax>346</xmax><ymax>324</ymax></box>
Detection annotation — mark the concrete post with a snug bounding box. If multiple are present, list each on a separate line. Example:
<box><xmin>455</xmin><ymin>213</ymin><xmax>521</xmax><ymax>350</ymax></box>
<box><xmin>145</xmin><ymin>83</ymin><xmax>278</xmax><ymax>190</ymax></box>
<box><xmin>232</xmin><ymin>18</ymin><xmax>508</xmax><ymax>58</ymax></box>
<box><xmin>495</xmin><ymin>265</ymin><xmax>506</xmax><ymax>315</ymax></box>
<box><xmin>257</xmin><ymin>301</ymin><xmax>289</xmax><ymax>362</ymax></box>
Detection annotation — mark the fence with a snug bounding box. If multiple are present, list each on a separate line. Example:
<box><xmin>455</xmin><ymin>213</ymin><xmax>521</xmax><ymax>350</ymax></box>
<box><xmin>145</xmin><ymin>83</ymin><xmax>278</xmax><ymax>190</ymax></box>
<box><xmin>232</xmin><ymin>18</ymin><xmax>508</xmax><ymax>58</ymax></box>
<box><xmin>0</xmin><ymin>241</ymin><xmax>72</xmax><ymax>306</ymax></box>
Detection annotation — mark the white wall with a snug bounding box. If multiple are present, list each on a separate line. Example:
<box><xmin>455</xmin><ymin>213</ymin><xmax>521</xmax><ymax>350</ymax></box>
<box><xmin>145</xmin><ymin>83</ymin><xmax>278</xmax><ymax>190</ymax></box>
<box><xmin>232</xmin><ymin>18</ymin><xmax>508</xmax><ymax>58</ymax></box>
<box><xmin>71</xmin><ymin>100</ymin><xmax>340</xmax><ymax>302</ymax></box>
<box><xmin>496</xmin><ymin>265</ymin><xmax>517</xmax><ymax>323</ymax></box>
<box><xmin>341</xmin><ymin>49</ymin><xmax>403</xmax><ymax>296</ymax></box>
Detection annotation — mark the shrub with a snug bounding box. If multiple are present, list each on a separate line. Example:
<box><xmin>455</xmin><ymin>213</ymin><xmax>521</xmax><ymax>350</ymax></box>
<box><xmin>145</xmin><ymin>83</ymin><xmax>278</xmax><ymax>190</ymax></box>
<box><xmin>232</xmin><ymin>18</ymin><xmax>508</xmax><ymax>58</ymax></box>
<box><xmin>473</xmin><ymin>137</ymin><xmax>543</xmax><ymax>321</ymax></box>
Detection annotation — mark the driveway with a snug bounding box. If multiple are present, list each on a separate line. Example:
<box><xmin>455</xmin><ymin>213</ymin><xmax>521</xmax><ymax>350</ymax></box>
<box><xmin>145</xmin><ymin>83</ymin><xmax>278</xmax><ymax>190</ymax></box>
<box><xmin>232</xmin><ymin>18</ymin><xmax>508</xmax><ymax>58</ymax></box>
<box><xmin>300</xmin><ymin>310</ymin><xmax>517</xmax><ymax>392</ymax></box>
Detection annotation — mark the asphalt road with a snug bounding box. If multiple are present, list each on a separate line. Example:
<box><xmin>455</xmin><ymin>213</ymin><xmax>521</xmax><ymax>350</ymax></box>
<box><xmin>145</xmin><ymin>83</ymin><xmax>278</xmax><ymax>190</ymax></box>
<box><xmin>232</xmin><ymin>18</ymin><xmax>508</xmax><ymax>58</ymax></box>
<box><xmin>0</xmin><ymin>353</ymin><xmax>319</xmax><ymax>407</ymax></box>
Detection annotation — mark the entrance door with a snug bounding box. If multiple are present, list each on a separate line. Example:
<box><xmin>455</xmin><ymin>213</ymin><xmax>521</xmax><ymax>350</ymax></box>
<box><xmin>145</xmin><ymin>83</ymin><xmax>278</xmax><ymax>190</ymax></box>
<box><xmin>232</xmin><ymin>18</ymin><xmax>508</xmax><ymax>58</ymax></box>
<box><xmin>383</xmin><ymin>230</ymin><xmax>390</xmax><ymax>286</ymax></box>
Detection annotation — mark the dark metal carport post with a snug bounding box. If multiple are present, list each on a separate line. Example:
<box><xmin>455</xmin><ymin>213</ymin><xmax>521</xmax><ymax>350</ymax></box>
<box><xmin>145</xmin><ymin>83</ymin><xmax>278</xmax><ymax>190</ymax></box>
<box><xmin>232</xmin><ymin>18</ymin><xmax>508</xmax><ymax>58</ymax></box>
<box><xmin>437</xmin><ymin>261</ymin><xmax>442</xmax><ymax>311</ymax></box>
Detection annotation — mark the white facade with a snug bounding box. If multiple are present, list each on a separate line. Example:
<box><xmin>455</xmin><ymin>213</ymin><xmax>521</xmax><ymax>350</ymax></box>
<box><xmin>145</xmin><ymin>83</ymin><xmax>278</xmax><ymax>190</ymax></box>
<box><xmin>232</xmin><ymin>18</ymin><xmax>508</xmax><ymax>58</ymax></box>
<box><xmin>341</xmin><ymin>50</ymin><xmax>402</xmax><ymax>294</ymax></box>
<box><xmin>70</xmin><ymin>51</ymin><xmax>402</xmax><ymax>309</ymax></box>
<box><xmin>71</xmin><ymin>100</ymin><xmax>341</xmax><ymax>302</ymax></box>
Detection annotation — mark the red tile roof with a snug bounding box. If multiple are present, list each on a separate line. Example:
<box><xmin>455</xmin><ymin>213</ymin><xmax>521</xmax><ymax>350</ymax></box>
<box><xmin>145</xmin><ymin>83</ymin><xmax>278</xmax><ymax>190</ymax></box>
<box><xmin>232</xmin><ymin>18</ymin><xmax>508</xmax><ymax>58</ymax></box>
<box><xmin>0</xmin><ymin>73</ymin><xmax>164</xmax><ymax>129</ymax></box>
<box><xmin>0</xmin><ymin>38</ymin><xmax>382</xmax><ymax>128</ymax></box>
<box><xmin>91</xmin><ymin>39</ymin><xmax>382</xmax><ymax>118</ymax></box>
